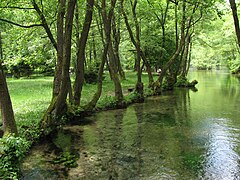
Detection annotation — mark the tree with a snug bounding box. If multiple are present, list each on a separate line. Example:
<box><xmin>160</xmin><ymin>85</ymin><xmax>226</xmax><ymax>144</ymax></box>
<box><xmin>85</xmin><ymin>0</ymin><xmax>117</xmax><ymax>111</ymax></box>
<box><xmin>146</xmin><ymin>0</ymin><xmax>170</xmax><ymax>70</ymax></box>
<box><xmin>73</xmin><ymin>0</ymin><xmax>95</xmax><ymax>106</ymax></box>
<box><xmin>229</xmin><ymin>0</ymin><xmax>240</xmax><ymax>48</ymax></box>
<box><xmin>0</xmin><ymin>31</ymin><xmax>18</xmax><ymax>136</ymax></box>
<box><xmin>41</xmin><ymin>0</ymin><xmax>76</xmax><ymax>129</ymax></box>
<box><xmin>121</xmin><ymin>0</ymin><xmax>153</xmax><ymax>96</ymax></box>
<box><xmin>229</xmin><ymin>0</ymin><xmax>240</xmax><ymax>74</ymax></box>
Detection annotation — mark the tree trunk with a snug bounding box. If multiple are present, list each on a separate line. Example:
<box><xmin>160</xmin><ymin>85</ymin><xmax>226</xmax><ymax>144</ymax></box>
<box><xmin>139</xmin><ymin>50</ymin><xmax>154</xmax><ymax>87</ymax></box>
<box><xmin>180</xmin><ymin>33</ymin><xmax>191</xmax><ymax>77</ymax></box>
<box><xmin>175</xmin><ymin>1</ymin><xmax>179</xmax><ymax>50</ymax></box>
<box><xmin>186</xmin><ymin>36</ymin><xmax>192</xmax><ymax>76</ymax></box>
<box><xmin>103</xmin><ymin>0</ymin><xmax>124</xmax><ymax>105</ymax></box>
<box><xmin>41</xmin><ymin>0</ymin><xmax>76</xmax><ymax>130</ymax></box>
<box><xmin>53</xmin><ymin>0</ymin><xmax>66</xmax><ymax>98</ymax></box>
<box><xmin>84</xmin><ymin>45</ymin><xmax>107</xmax><ymax>111</ymax></box>
<box><xmin>0</xmin><ymin>31</ymin><xmax>2</xmax><ymax>60</ymax></box>
<box><xmin>0</xmin><ymin>31</ymin><xmax>18</xmax><ymax>136</ymax></box>
<box><xmin>132</xmin><ymin>0</ymin><xmax>144</xmax><ymax>98</ymax></box>
<box><xmin>73</xmin><ymin>0</ymin><xmax>94</xmax><ymax>106</ymax></box>
<box><xmin>85</xmin><ymin>0</ymin><xmax>117</xmax><ymax>111</ymax></box>
<box><xmin>229</xmin><ymin>0</ymin><xmax>240</xmax><ymax>47</ymax></box>
<box><xmin>121</xmin><ymin>0</ymin><xmax>153</xmax><ymax>88</ymax></box>
<box><xmin>154</xmin><ymin>0</ymin><xmax>186</xmax><ymax>94</ymax></box>
<box><xmin>0</xmin><ymin>69</ymin><xmax>18</xmax><ymax>136</ymax></box>
<box><xmin>112</xmin><ymin>14</ymin><xmax>126</xmax><ymax>80</ymax></box>
<box><xmin>32</xmin><ymin>0</ymin><xmax>58</xmax><ymax>50</ymax></box>
<box><xmin>107</xmin><ymin>41</ymin><xmax>124</xmax><ymax>104</ymax></box>
<box><xmin>54</xmin><ymin>0</ymin><xmax>76</xmax><ymax>116</ymax></box>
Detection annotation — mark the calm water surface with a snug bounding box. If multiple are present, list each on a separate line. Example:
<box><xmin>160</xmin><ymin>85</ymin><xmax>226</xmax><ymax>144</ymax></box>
<box><xmin>22</xmin><ymin>71</ymin><xmax>240</xmax><ymax>179</ymax></box>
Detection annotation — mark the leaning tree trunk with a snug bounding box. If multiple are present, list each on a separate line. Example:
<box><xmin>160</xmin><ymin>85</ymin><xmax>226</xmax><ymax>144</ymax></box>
<box><xmin>131</xmin><ymin>0</ymin><xmax>144</xmax><ymax>98</ymax></box>
<box><xmin>84</xmin><ymin>44</ymin><xmax>108</xmax><ymax>111</ymax></box>
<box><xmin>54</xmin><ymin>0</ymin><xmax>76</xmax><ymax>116</ymax></box>
<box><xmin>103</xmin><ymin>0</ymin><xmax>124</xmax><ymax>106</ymax></box>
<box><xmin>186</xmin><ymin>36</ymin><xmax>193</xmax><ymax>76</ymax></box>
<box><xmin>85</xmin><ymin>0</ymin><xmax>117</xmax><ymax>111</ymax></box>
<box><xmin>73</xmin><ymin>0</ymin><xmax>94</xmax><ymax>106</ymax></box>
<box><xmin>180</xmin><ymin>33</ymin><xmax>191</xmax><ymax>77</ymax></box>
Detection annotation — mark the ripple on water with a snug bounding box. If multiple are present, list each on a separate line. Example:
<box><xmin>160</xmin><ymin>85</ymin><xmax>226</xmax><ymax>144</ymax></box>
<box><xmin>201</xmin><ymin>118</ymin><xmax>240</xmax><ymax>179</ymax></box>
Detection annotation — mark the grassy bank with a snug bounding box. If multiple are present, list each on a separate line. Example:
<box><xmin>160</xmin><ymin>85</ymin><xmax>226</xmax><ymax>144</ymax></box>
<box><xmin>1</xmin><ymin>71</ymin><xmax>156</xmax><ymax>138</ymax></box>
<box><xmin>1</xmin><ymin>71</ymin><xmax>157</xmax><ymax>178</ymax></box>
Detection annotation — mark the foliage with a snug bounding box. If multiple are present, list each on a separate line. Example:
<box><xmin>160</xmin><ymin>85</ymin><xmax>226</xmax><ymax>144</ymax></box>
<box><xmin>84</xmin><ymin>69</ymin><xmax>98</xmax><ymax>84</ymax></box>
<box><xmin>97</xmin><ymin>96</ymin><xmax>118</xmax><ymax>110</ymax></box>
<box><xmin>174</xmin><ymin>76</ymin><xmax>198</xmax><ymax>89</ymax></box>
<box><xmin>2</xmin><ymin>29</ymin><xmax>56</xmax><ymax>77</ymax></box>
<box><xmin>228</xmin><ymin>56</ymin><xmax>240</xmax><ymax>74</ymax></box>
<box><xmin>8</xmin><ymin>59</ymin><xmax>33</xmax><ymax>78</ymax></box>
<box><xmin>143</xmin><ymin>87</ymin><xmax>154</xmax><ymax>97</ymax></box>
<box><xmin>0</xmin><ymin>134</ymin><xmax>30</xmax><ymax>179</ymax></box>
<box><xmin>84</xmin><ymin>61</ymin><xmax>106</xmax><ymax>84</ymax></box>
<box><xmin>142</xmin><ymin>33</ymin><xmax>176</xmax><ymax>69</ymax></box>
<box><xmin>124</xmin><ymin>92</ymin><xmax>140</xmax><ymax>104</ymax></box>
<box><xmin>191</xmin><ymin>1</ymin><xmax>240</xmax><ymax>72</ymax></box>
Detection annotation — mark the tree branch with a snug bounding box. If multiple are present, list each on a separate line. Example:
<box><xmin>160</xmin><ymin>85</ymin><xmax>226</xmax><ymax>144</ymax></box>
<box><xmin>0</xmin><ymin>6</ymin><xmax>35</xmax><ymax>10</ymax></box>
<box><xmin>169</xmin><ymin>0</ymin><xmax>178</xmax><ymax>5</ymax></box>
<box><xmin>0</xmin><ymin>18</ymin><xmax>42</xmax><ymax>28</ymax></box>
<box><xmin>32</xmin><ymin>0</ymin><xmax>57</xmax><ymax>50</ymax></box>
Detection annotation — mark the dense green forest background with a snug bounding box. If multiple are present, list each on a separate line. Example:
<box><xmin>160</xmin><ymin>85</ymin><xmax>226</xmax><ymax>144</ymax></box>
<box><xmin>1</xmin><ymin>0</ymin><xmax>240</xmax><ymax>78</ymax></box>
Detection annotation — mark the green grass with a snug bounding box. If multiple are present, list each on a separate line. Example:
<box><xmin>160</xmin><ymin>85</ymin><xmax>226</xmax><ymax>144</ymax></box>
<box><xmin>5</xmin><ymin>77</ymin><xmax>52</xmax><ymax>125</ymax></box>
<box><xmin>1</xmin><ymin>71</ymin><xmax>156</xmax><ymax>137</ymax></box>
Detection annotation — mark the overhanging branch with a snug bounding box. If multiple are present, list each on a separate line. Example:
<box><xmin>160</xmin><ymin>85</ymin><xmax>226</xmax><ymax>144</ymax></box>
<box><xmin>0</xmin><ymin>18</ymin><xmax>42</xmax><ymax>28</ymax></box>
<box><xmin>0</xmin><ymin>6</ymin><xmax>35</xmax><ymax>10</ymax></box>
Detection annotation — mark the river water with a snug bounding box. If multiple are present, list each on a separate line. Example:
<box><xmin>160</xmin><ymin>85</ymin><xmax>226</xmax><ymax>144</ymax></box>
<box><xmin>21</xmin><ymin>71</ymin><xmax>240</xmax><ymax>179</ymax></box>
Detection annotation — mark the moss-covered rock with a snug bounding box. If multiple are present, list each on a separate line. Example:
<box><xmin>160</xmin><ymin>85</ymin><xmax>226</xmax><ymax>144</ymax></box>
<box><xmin>175</xmin><ymin>76</ymin><xmax>198</xmax><ymax>88</ymax></box>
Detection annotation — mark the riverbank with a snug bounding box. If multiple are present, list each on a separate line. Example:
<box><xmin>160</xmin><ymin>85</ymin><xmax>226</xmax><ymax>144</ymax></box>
<box><xmin>0</xmin><ymin>70</ymin><xmax>200</xmax><ymax>178</ymax></box>
<box><xmin>0</xmin><ymin>71</ymin><xmax>157</xmax><ymax>178</ymax></box>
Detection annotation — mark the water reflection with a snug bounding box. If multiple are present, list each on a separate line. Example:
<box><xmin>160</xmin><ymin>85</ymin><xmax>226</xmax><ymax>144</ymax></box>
<box><xmin>21</xmin><ymin>71</ymin><xmax>240</xmax><ymax>179</ymax></box>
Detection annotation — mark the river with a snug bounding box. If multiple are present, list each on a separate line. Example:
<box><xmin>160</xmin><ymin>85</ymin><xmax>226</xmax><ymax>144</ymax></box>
<box><xmin>21</xmin><ymin>70</ymin><xmax>240</xmax><ymax>179</ymax></box>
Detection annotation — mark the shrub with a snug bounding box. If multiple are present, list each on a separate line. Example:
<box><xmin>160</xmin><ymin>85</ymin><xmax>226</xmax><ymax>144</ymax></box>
<box><xmin>0</xmin><ymin>135</ymin><xmax>30</xmax><ymax>179</ymax></box>
<box><xmin>9</xmin><ymin>60</ymin><xmax>33</xmax><ymax>78</ymax></box>
<box><xmin>97</xmin><ymin>96</ymin><xmax>118</xmax><ymax>110</ymax></box>
<box><xmin>84</xmin><ymin>70</ymin><xmax>98</xmax><ymax>84</ymax></box>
